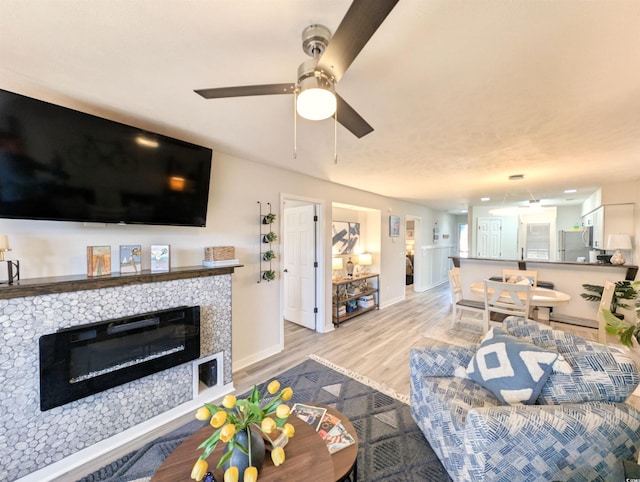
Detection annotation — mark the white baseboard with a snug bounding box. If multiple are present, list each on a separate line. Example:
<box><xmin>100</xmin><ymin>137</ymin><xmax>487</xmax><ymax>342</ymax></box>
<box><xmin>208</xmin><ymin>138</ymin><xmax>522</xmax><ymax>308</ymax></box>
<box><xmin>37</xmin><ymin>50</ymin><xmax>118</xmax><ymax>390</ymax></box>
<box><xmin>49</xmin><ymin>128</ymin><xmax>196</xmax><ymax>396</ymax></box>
<box><xmin>233</xmin><ymin>344</ymin><xmax>283</xmax><ymax>372</ymax></box>
<box><xmin>16</xmin><ymin>382</ymin><xmax>234</xmax><ymax>482</ymax></box>
<box><xmin>380</xmin><ymin>295</ymin><xmax>404</xmax><ymax>309</ymax></box>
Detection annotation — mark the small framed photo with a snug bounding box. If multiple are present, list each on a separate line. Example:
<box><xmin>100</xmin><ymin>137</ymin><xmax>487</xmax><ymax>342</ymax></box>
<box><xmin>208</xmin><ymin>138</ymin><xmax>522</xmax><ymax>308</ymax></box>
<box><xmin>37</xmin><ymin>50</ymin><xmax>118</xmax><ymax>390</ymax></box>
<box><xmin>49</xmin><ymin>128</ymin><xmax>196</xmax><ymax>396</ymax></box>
<box><xmin>119</xmin><ymin>245</ymin><xmax>141</xmax><ymax>274</ymax></box>
<box><xmin>87</xmin><ymin>246</ymin><xmax>111</xmax><ymax>277</ymax></box>
<box><xmin>389</xmin><ymin>215</ymin><xmax>400</xmax><ymax>237</ymax></box>
<box><xmin>150</xmin><ymin>245</ymin><xmax>170</xmax><ymax>272</ymax></box>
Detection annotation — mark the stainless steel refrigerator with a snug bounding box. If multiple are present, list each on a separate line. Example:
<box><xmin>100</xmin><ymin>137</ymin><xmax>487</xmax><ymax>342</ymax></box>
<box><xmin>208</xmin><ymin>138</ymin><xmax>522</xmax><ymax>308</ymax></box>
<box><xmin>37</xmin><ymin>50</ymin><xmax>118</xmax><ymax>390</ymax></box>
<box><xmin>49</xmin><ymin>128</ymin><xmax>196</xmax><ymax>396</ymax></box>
<box><xmin>558</xmin><ymin>230</ymin><xmax>590</xmax><ymax>262</ymax></box>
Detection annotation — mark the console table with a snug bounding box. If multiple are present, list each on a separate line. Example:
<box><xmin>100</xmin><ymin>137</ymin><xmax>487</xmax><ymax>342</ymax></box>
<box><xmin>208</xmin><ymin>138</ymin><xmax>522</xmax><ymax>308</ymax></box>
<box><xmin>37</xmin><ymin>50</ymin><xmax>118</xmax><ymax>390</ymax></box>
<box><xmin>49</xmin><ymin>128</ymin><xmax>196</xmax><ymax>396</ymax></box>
<box><xmin>332</xmin><ymin>273</ymin><xmax>379</xmax><ymax>327</ymax></box>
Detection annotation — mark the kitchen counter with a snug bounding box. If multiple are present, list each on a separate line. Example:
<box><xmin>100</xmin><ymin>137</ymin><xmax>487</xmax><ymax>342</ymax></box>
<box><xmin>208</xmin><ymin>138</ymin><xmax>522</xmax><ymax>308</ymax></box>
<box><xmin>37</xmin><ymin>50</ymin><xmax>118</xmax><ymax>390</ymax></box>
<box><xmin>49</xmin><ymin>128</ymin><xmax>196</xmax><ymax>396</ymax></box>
<box><xmin>450</xmin><ymin>257</ymin><xmax>637</xmax><ymax>281</ymax></box>
<box><xmin>451</xmin><ymin>257</ymin><xmax>638</xmax><ymax>320</ymax></box>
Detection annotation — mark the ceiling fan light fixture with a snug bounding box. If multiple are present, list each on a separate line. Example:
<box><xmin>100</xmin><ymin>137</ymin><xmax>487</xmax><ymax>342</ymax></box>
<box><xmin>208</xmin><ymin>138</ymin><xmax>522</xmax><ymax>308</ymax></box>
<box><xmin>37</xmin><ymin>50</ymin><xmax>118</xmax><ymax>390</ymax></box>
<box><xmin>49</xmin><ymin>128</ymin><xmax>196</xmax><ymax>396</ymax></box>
<box><xmin>296</xmin><ymin>75</ymin><xmax>336</xmax><ymax>121</ymax></box>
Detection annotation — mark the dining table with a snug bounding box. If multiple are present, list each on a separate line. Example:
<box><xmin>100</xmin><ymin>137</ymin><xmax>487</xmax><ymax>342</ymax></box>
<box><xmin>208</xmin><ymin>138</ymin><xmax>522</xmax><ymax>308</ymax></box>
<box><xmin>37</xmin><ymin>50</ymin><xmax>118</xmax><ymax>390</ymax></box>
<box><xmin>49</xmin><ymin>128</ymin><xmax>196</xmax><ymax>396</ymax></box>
<box><xmin>470</xmin><ymin>281</ymin><xmax>571</xmax><ymax>322</ymax></box>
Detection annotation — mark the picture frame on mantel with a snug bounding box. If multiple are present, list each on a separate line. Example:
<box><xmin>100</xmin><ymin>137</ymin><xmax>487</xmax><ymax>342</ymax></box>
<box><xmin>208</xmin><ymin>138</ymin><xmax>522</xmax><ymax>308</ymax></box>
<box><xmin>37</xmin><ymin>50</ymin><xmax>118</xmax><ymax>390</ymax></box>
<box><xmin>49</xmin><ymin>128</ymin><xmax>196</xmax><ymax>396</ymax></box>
<box><xmin>120</xmin><ymin>245</ymin><xmax>141</xmax><ymax>274</ymax></box>
<box><xmin>150</xmin><ymin>245</ymin><xmax>170</xmax><ymax>272</ymax></box>
<box><xmin>87</xmin><ymin>246</ymin><xmax>111</xmax><ymax>277</ymax></box>
<box><xmin>389</xmin><ymin>215</ymin><xmax>400</xmax><ymax>237</ymax></box>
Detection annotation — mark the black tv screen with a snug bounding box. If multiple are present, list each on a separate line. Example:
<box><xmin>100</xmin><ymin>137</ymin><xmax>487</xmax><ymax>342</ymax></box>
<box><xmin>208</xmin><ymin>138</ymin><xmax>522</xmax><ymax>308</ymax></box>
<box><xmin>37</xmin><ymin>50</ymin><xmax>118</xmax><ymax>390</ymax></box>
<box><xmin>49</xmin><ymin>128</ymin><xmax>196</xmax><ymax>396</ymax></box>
<box><xmin>0</xmin><ymin>88</ymin><xmax>212</xmax><ymax>227</ymax></box>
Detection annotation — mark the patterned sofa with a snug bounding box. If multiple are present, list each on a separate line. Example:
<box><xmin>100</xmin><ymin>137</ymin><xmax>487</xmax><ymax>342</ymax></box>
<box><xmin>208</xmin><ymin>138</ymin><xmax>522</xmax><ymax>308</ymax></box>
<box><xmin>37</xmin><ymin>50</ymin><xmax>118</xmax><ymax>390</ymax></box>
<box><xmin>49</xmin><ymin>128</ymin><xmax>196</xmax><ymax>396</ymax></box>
<box><xmin>410</xmin><ymin>317</ymin><xmax>640</xmax><ymax>481</ymax></box>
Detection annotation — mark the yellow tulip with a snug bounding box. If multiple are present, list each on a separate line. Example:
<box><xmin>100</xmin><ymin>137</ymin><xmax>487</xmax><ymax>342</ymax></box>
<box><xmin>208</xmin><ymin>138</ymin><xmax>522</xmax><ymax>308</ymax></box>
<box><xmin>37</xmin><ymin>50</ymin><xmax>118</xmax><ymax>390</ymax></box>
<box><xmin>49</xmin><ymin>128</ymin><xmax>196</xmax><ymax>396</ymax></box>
<box><xmin>190</xmin><ymin>459</ymin><xmax>208</xmax><ymax>481</ymax></box>
<box><xmin>267</xmin><ymin>380</ymin><xmax>281</xmax><ymax>394</ymax></box>
<box><xmin>271</xmin><ymin>446</ymin><xmax>285</xmax><ymax>466</ymax></box>
<box><xmin>243</xmin><ymin>466</ymin><xmax>258</xmax><ymax>482</ymax></box>
<box><xmin>195</xmin><ymin>406</ymin><xmax>211</xmax><ymax>421</ymax></box>
<box><xmin>261</xmin><ymin>417</ymin><xmax>276</xmax><ymax>434</ymax></box>
<box><xmin>275</xmin><ymin>404</ymin><xmax>290</xmax><ymax>419</ymax></box>
<box><xmin>280</xmin><ymin>387</ymin><xmax>293</xmax><ymax>401</ymax></box>
<box><xmin>210</xmin><ymin>410</ymin><xmax>227</xmax><ymax>428</ymax></box>
<box><xmin>220</xmin><ymin>423</ymin><xmax>236</xmax><ymax>443</ymax></box>
<box><xmin>224</xmin><ymin>466</ymin><xmax>239</xmax><ymax>482</ymax></box>
<box><xmin>282</xmin><ymin>422</ymin><xmax>295</xmax><ymax>438</ymax></box>
<box><xmin>222</xmin><ymin>395</ymin><xmax>237</xmax><ymax>409</ymax></box>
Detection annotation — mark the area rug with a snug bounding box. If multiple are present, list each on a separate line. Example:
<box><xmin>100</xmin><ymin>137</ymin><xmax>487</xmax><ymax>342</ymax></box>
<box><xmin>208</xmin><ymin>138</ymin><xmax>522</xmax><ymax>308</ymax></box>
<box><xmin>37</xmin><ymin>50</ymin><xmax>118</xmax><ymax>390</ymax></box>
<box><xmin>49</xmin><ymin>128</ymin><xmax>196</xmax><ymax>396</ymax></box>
<box><xmin>78</xmin><ymin>356</ymin><xmax>450</xmax><ymax>482</ymax></box>
<box><xmin>422</xmin><ymin>316</ymin><xmax>484</xmax><ymax>347</ymax></box>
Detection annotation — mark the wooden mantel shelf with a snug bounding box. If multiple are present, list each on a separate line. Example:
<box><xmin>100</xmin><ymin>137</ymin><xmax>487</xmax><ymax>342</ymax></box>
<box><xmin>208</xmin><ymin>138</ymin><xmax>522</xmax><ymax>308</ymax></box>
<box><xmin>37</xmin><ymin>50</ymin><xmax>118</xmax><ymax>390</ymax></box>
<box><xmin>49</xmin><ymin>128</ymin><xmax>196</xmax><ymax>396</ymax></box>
<box><xmin>0</xmin><ymin>265</ymin><xmax>243</xmax><ymax>300</ymax></box>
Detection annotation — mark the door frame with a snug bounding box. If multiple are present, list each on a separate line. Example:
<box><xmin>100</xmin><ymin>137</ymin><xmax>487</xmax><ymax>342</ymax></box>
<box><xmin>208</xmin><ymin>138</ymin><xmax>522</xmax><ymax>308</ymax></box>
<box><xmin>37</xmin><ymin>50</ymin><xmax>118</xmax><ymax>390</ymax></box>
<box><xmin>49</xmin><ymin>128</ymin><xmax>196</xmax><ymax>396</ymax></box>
<box><xmin>406</xmin><ymin>215</ymin><xmax>422</xmax><ymax>292</ymax></box>
<box><xmin>280</xmin><ymin>193</ymin><xmax>326</xmax><ymax>343</ymax></box>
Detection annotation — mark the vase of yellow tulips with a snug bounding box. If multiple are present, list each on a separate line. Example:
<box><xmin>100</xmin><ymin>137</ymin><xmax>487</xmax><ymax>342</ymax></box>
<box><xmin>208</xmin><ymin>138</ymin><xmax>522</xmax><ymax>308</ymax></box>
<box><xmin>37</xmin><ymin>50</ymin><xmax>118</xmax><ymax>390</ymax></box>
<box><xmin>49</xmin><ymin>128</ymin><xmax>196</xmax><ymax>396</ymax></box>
<box><xmin>191</xmin><ymin>379</ymin><xmax>295</xmax><ymax>482</ymax></box>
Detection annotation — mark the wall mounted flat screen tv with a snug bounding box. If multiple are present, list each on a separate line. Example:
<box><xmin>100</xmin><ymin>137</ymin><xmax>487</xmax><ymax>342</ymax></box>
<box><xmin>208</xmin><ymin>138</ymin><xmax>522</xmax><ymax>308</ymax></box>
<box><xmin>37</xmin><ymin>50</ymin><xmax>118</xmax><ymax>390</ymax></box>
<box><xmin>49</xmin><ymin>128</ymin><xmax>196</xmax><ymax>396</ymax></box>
<box><xmin>0</xmin><ymin>88</ymin><xmax>212</xmax><ymax>227</ymax></box>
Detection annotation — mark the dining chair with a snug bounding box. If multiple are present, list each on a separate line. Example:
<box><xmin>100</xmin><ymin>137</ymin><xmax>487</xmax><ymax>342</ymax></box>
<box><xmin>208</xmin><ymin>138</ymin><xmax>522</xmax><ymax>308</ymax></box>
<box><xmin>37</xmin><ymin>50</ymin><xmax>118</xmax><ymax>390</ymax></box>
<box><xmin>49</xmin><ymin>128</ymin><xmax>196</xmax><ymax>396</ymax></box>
<box><xmin>502</xmin><ymin>269</ymin><xmax>538</xmax><ymax>287</ymax></box>
<box><xmin>596</xmin><ymin>280</ymin><xmax>616</xmax><ymax>345</ymax></box>
<box><xmin>449</xmin><ymin>268</ymin><xmax>485</xmax><ymax>327</ymax></box>
<box><xmin>483</xmin><ymin>279</ymin><xmax>532</xmax><ymax>333</ymax></box>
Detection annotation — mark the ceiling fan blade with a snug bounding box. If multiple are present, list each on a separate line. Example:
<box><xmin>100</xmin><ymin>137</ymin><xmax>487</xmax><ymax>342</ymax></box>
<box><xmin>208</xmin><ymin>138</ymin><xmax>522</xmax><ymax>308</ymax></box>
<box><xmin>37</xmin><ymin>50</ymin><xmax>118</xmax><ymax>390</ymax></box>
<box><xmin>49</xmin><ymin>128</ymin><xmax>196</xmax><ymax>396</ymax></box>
<box><xmin>317</xmin><ymin>0</ymin><xmax>399</xmax><ymax>83</ymax></box>
<box><xmin>195</xmin><ymin>83</ymin><xmax>295</xmax><ymax>99</ymax></box>
<box><xmin>336</xmin><ymin>94</ymin><xmax>373</xmax><ymax>138</ymax></box>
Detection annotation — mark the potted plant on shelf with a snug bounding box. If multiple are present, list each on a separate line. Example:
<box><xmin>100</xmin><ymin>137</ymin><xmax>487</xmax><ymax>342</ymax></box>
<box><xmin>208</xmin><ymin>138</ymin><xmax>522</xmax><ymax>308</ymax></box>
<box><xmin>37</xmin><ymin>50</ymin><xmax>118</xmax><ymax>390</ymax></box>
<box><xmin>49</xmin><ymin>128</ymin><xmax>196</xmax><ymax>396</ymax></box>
<box><xmin>190</xmin><ymin>380</ymin><xmax>295</xmax><ymax>482</ymax></box>
<box><xmin>263</xmin><ymin>232</ymin><xmax>277</xmax><ymax>243</ymax></box>
<box><xmin>262</xmin><ymin>213</ymin><xmax>276</xmax><ymax>224</ymax></box>
<box><xmin>262</xmin><ymin>250</ymin><xmax>276</xmax><ymax>262</ymax></box>
<box><xmin>262</xmin><ymin>270</ymin><xmax>276</xmax><ymax>281</ymax></box>
<box><xmin>602</xmin><ymin>280</ymin><xmax>640</xmax><ymax>348</ymax></box>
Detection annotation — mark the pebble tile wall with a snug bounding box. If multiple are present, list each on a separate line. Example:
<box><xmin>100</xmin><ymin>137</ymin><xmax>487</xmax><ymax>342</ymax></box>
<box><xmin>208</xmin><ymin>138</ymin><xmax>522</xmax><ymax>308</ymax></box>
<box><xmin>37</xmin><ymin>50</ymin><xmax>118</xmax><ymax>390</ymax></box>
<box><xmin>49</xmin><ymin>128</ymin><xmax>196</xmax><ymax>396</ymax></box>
<box><xmin>0</xmin><ymin>274</ymin><xmax>232</xmax><ymax>481</ymax></box>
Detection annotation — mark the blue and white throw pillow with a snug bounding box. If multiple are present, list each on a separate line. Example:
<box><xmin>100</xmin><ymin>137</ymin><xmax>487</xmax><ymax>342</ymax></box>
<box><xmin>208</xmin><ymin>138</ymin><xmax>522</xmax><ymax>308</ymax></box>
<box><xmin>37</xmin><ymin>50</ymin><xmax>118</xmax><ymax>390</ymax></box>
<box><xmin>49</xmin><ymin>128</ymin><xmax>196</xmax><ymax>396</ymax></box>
<box><xmin>467</xmin><ymin>327</ymin><xmax>559</xmax><ymax>405</ymax></box>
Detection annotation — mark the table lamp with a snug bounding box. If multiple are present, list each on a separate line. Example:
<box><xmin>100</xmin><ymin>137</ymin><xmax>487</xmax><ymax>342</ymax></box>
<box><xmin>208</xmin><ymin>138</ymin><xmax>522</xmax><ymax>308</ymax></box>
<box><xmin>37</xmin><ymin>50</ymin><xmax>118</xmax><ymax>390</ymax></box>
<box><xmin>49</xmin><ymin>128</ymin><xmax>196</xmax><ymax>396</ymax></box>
<box><xmin>0</xmin><ymin>235</ymin><xmax>20</xmax><ymax>285</ymax></box>
<box><xmin>0</xmin><ymin>235</ymin><xmax>9</xmax><ymax>261</ymax></box>
<box><xmin>332</xmin><ymin>257</ymin><xmax>344</xmax><ymax>281</ymax></box>
<box><xmin>606</xmin><ymin>233</ymin><xmax>632</xmax><ymax>265</ymax></box>
<box><xmin>358</xmin><ymin>253</ymin><xmax>372</xmax><ymax>274</ymax></box>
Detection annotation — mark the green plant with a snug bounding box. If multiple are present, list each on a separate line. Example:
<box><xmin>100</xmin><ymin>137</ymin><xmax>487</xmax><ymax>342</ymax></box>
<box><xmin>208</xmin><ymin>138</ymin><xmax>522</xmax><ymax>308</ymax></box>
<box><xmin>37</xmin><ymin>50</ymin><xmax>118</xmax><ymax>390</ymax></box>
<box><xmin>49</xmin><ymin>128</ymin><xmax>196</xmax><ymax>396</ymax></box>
<box><xmin>581</xmin><ymin>281</ymin><xmax>637</xmax><ymax>314</ymax></box>
<box><xmin>602</xmin><ymin>281</ymin><xmax>640</xmax><ymax>347</ymax></box>
<box><xmin>262</xmin><ymin>250</ymin><xmax>276</xmax><ymax>261</ymax></box>
<box><xmin>262</xmin><ymin>213</ymin><xmax>276</xmax><ymax>224</ymax></box>
<box><xmin>263</xmin><ymin>232</ymin><xmax>277</xmax><ymax>243</ymax></box>
<box><xmin>262</xmin><ymin>270</ymin><xmax>276</xmax><ymax>281</ymax></box>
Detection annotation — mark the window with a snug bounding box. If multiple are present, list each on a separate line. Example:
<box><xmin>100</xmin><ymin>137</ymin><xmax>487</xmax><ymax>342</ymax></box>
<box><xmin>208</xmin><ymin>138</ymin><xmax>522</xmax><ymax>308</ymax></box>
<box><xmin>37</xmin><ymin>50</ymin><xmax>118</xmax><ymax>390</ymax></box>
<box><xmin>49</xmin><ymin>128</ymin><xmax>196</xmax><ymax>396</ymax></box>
<box><xmin>526</xmin><ymin>223</ymin><xmax>550</xmax><ymax>260</ymax></box>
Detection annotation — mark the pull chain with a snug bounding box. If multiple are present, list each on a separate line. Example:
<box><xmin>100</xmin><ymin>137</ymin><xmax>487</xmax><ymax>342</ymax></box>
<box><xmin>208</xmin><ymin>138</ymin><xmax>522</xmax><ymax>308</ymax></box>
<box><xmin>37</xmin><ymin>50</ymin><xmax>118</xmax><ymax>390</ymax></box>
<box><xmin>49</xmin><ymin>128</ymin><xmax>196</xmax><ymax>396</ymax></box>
<box><xmin>334</xmin><ymin>108</ymin><xmax>338</xmax><ymax>164</ymax></box>
<box><xmin>293</xmin><ymin>91</ymin><xmax>297</xmax><ymax>159</ymax></box>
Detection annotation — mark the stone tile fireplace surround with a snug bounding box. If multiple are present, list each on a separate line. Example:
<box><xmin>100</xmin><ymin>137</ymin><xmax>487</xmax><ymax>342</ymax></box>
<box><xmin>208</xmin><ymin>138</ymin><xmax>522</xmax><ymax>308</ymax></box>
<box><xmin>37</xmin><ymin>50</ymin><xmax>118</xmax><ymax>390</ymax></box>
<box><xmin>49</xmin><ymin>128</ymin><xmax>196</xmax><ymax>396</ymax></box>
<box><xmin>0</xmin><ymin>267</ymin><xmax>236</xmax><ymax>481</ymax></box>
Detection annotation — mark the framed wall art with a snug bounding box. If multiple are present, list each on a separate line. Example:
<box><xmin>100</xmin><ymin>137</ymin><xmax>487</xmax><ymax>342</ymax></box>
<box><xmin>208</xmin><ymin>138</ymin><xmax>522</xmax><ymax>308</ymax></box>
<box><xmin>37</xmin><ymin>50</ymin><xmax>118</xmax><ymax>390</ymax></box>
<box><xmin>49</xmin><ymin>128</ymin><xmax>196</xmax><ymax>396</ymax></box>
<box><xmin>389</xmin><ymin>215</ymin><xmax>400</xmax><ymax>237</ymax></box>
<box><xmin>332</xmin><ymin>221</ymin><xmax>360</xmax><ymax>254</ymax></box>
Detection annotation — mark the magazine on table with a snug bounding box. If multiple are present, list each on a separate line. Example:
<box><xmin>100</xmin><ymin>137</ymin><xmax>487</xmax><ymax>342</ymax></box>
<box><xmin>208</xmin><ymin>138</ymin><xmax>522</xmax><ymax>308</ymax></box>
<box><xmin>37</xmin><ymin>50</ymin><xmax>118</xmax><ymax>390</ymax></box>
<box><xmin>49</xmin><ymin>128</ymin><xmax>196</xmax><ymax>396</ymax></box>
<box><xmin>323</xmin><ymin>422</ymin><xmax>356</xmax><ymax>454</ymax></box>
<box><xmin>291</xmin><ymin>403</ymin><xmax>327</xmax><ymax>431</ymax></box>
<box><xmin>317</xmin><ymin>412</ymin><xmax>341</xmax><ymax>439</ymax></box>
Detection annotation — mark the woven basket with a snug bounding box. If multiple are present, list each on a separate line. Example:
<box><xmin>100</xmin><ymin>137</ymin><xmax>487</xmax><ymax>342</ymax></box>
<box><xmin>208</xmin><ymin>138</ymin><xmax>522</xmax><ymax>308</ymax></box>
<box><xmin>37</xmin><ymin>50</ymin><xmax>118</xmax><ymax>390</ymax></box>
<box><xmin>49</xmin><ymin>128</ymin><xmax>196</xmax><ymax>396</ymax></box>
<box><xmin>205</xmin><ymin>246</ymin><xmax>235</xmax><ymax>261</ymax></box>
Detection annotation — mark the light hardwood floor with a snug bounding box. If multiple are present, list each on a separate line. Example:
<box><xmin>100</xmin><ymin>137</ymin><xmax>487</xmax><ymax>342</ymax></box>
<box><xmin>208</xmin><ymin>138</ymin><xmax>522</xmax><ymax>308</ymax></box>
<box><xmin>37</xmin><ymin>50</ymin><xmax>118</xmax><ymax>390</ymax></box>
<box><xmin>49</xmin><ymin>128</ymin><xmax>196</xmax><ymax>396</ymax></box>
<box><xmin>63</xmin><ymin>282</ymin><xmax>639</xmax><ymax>480</ymax></box>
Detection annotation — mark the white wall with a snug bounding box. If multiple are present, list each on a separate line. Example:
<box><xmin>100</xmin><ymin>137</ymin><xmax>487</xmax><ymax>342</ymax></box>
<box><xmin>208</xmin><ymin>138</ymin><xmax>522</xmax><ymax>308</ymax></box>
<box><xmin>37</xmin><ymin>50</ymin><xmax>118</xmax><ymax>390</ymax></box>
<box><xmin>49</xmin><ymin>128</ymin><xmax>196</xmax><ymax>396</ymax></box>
<box><xmin>557</xmin><ymin>205</ymin><xmax>583</xmax><ymax>231</ymax></box>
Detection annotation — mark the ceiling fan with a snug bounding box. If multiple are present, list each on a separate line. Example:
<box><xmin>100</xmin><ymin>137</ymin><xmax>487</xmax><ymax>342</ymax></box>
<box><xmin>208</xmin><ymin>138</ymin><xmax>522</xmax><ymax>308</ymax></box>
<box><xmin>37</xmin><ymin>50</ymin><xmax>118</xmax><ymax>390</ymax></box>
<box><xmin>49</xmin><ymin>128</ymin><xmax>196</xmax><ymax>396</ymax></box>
<box><xmin>194</xmin><ymin>0</ymin><xmax>399</xmax><ymax>139</ymax></box>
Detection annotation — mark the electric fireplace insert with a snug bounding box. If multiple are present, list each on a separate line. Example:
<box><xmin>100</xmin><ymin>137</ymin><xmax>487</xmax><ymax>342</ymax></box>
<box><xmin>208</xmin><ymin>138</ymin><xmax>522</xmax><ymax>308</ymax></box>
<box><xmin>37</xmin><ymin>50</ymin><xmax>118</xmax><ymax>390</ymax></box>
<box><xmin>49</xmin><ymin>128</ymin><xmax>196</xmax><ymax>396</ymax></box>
<box><xmin>39</xmin><ymin>305</ymin><xmax>200</xmax><ymax>411</ymax></box>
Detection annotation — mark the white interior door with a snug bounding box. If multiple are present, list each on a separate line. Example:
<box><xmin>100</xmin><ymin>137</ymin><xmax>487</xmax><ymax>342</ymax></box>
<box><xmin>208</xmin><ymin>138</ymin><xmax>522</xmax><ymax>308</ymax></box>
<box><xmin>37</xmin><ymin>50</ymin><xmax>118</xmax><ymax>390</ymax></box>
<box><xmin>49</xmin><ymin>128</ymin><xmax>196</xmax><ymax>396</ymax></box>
<box><xmin>283</xmin><ymin>204</ymin><xmax>316</xmax><ymax>329</ymax></box>
<box><xmin>477</xmin><ymin>218</ymin><xmax>502</xmax><ymax>258</ymax></box>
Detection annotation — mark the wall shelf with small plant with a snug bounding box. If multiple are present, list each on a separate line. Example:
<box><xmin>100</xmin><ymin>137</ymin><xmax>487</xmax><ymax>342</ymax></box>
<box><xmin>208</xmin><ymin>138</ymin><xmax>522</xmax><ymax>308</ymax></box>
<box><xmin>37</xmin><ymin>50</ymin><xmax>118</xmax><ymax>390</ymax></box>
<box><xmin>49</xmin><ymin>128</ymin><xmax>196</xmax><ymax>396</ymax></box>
<box><xmin>258</xmin><ymin>201</ymin><xmax>277</xmax><ymax>283</ymax></box>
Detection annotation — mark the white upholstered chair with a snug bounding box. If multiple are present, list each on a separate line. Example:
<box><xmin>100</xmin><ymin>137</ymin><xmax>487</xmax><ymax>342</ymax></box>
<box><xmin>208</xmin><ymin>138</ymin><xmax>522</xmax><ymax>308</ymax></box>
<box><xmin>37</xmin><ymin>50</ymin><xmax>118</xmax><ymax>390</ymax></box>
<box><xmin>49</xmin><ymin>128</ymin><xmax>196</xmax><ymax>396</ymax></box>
<box><xmin>483</xmin><ymin>279</ymin><xmax>532</xmax><ymax>333</ymax></box>
<box><xmin>449</xmin><ymin>268</ymin><xmax>485</xmax><ymax>326</ymax></box>
<box><xmin>596</xmin><ymin>280</ymin><xmax>616</xmax><ymax>345</ymax></box>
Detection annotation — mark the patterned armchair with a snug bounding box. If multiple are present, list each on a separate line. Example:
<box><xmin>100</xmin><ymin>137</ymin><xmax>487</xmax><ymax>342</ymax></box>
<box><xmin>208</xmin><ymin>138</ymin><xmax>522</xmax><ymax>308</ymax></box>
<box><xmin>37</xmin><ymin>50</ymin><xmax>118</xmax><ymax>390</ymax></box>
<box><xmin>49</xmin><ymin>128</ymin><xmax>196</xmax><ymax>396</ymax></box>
<box><xmin>410</xmin><ymin>317</ymin><xmax>640</xmax><ymax>481</ymax></box>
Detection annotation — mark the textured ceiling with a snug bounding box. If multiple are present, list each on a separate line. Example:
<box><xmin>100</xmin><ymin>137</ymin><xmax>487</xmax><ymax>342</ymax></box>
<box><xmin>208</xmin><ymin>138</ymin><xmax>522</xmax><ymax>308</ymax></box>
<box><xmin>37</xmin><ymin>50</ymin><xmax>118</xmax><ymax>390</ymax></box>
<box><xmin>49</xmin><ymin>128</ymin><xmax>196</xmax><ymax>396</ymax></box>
<box><xmin>1</xmin><ymin>0</ymin><xmax>639</xmax><ymax>213</ymax></box>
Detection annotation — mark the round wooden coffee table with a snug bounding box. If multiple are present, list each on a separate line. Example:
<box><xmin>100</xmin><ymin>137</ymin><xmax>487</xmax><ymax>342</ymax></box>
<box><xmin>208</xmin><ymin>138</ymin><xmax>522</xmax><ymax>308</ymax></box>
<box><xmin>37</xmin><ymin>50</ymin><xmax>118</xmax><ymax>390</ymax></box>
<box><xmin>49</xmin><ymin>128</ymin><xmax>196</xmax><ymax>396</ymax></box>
<box><xmin>151</xmin><ymin>405</ymin><xmax>357</xmax><ymax>482</ymax></box>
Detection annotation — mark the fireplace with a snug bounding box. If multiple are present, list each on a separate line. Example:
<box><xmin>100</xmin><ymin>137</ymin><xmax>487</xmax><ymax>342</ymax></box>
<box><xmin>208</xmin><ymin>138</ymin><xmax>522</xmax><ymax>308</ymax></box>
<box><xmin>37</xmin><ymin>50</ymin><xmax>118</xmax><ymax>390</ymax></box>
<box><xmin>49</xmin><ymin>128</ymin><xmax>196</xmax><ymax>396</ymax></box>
<box><xmin>39</xmin><ymin>305</ymin><xmax>201</xmax><ymax>411</ymax></box>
